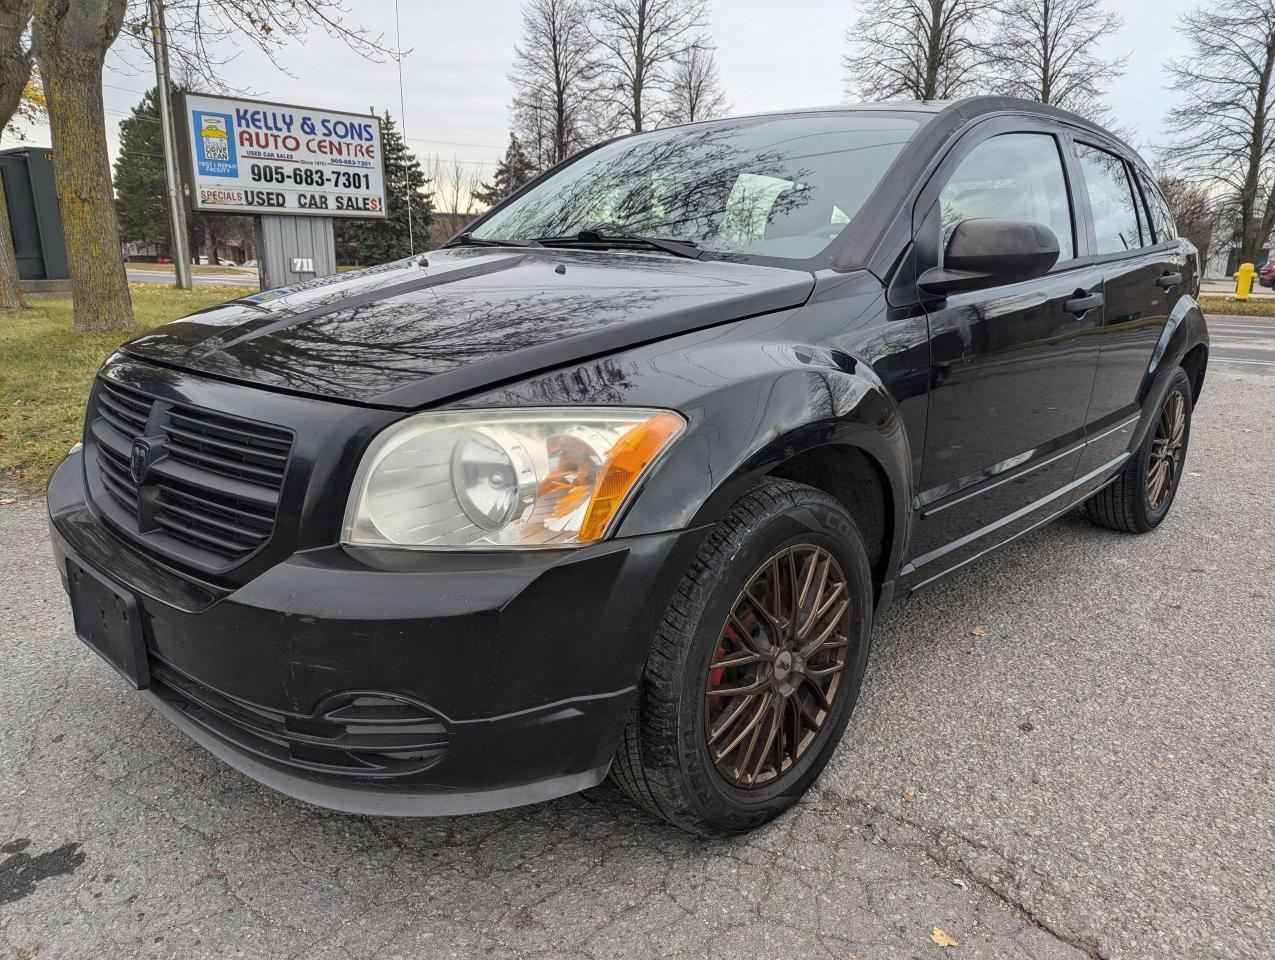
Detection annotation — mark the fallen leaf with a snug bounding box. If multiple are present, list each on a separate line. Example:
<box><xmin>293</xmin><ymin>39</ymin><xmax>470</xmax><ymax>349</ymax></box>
<box><xmin>931</xmin><ymin>927</ymin><xmax>959</xmax><ymax>948</ymax></box>
<box><xmin>1242</xmin><ymin>428</ymin><xmax>1253</xmax><ymax>433</ymax></box>
<box><xmin>212</xmin><ymin>866</ymin><xmax>225</xmax><ymax>878</ymax></box>
<box><xmin>0</xmin><ymin>498</ymin><xmax>15</xmax><ymax>505</ymax></box>
<box><xmin>1153</xmin><ymin>760</ymin><xmax>1165</xmax><ymax>769</ymax></box>
<box><xmin>902</xmin><ymin>791</ymin><xmax>913</xmax><ymax>803</ymax></box>
<box><xmin>1187</xmin><ymin>472</ymin><xmax>1202</xmax><ymax>478</ymax></box>
<box><xmin>969</xmin><ymin>627</ymin><xmax>987</xmax><ymax>637</ymax></box>
<box><xmin>50</xmin><ymin>734</ymin><xmax>63</xmax><ymax>744</ymax></box>
<box><xmin>17</xmin><ymin>945</ymin><xmax>40</xmax><ymax>960</ymax></box>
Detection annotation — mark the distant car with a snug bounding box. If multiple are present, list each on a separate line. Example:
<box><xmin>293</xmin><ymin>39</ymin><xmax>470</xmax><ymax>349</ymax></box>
<box><xmin>48</xmin><ymin>97</ymin><xmax>1209</xmax><ymax>835</ymax></box>
<box><xmin>1259</xmin><ymin>261</ymin><xmax>1275</xmax><ymax>287</ymax></box>
<box><xmin>242</xmin><ymin>259</ymin><xmax>258</xmax><ymax>268</ymax></box>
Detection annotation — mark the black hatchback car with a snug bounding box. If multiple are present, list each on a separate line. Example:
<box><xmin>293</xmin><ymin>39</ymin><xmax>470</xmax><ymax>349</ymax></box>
<box><xmin>49</xmin><ymin>97</ymin><xmax>1208</xmax><ymax>835</ymax></box>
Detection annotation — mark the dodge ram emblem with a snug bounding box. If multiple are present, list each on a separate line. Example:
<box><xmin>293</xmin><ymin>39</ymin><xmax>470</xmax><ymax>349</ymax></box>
<box><xmin>129</xmin><ymin>438</ymin><xmax>153</xmax><ymax>484</ymax></box>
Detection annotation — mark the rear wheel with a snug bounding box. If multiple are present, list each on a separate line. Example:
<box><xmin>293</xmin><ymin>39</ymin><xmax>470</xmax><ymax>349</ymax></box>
<box><xmin>1084</xmin><ymin>366</ymin><xmax>1193</xmax><ymax>533</ymax></box>
<box><xmin>610</xmin><ymin>479</ymin><xmax>874</xmax><ymax>836</ymax></box>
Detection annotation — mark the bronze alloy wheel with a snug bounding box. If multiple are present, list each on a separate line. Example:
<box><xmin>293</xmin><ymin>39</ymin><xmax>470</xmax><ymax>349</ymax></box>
<box><xmin>1148</xmin><ymin>390</ymin><xmax>1187</xmax><ymax>510</ymax></box>
<box><xmin>703</xmin><ymin>544</ymin><xmax>852</xmax><ymax>789</ymax></box>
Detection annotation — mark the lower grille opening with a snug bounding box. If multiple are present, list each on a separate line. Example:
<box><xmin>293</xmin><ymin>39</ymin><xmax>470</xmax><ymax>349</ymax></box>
<box><xmin>150</xmin><ymin>659</ymin><xmax>450</xmax><ymax>780</ymax></box>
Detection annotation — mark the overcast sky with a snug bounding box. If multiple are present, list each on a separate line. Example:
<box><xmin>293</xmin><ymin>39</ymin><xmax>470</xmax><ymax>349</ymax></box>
<box><xmin>5</xmin><ymin>0</ymin><xmax>1195</xmax><ymax>181</ymax></box>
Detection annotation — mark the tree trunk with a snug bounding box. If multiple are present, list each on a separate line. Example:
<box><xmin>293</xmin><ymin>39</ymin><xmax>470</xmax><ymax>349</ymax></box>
<box><xmin>0</xmin><ymin>0</ymin><xmax>33</xmax><ymax>310</ymax></box>
<box><xmin>0</xmin><ymin>182</ymin><xmax>23</xmax><ymax>309</ymax></box>
<box><xmin>33</xmin><ymin>0</ymin><xmax>133</xmax><ymax>332</ymax></box>
<box><xmin>1238</xmin><ymin>37</ymin><xmax>1275</xmax><ymax>264</ymax></box>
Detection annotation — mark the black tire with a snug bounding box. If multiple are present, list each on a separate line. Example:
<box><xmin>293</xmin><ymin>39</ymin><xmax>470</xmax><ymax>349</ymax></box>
<box><xmin>610</xmin><ymin>478</ymin><xmax>874</xmax><ymax>836</ymax></box>
<box><xmin>1084</xmin><ymin>366</ymin><xmax>1194</xmax><ymax>533</ymax></box>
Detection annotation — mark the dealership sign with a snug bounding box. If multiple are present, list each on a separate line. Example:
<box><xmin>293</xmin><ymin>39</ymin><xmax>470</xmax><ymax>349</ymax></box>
<box><xmin>178</xmin><ymin>93</ymin><xmax>387</xmax><ymax>219</ymax></box>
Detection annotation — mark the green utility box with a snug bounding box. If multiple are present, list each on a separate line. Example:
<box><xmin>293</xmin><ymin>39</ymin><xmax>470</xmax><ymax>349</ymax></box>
<box><xmin>0</xmin><ymin>146</ymin><xmax>69</xmax><ymax>281</ymax></box>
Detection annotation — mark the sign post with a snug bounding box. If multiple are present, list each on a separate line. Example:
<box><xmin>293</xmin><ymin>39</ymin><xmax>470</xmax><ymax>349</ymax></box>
<box><xmin>175</xmin><ymin>93</ymin><xmax>387</xmax><ymax>288</ymax></box>
<box><xmin>149</xmin><ymin>0</ymin><xmax>191</xmax><ymax>289</ymax></box>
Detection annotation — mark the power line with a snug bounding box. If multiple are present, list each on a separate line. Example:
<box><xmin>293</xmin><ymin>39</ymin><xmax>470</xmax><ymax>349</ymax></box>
<box><xmin>403</xmin><ymin>135</ymin><xmax>503</xmax><ymax>150</ymax></box>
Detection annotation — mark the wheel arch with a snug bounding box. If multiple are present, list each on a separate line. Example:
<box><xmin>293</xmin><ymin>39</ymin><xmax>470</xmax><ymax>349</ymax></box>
<box><xmin>1141</xmin><ymin>295</ymin><xmax>1210</xmax><ymax>408</ymax></box>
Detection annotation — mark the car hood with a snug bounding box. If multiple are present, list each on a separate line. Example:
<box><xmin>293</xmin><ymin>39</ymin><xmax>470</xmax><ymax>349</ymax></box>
<box><xmin>122</xmin><ymin>247</ymin><xmax>815</xmax><ymax>408</ymax></box>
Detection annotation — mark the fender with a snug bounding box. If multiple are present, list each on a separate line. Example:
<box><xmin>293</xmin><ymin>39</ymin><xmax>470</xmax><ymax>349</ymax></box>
<box><xmin>1128</xmin><ymin>295</ymin><xmax>1210</xmax><ymax>452</ymax></box>
<box><xmin>1140</xmin><ymin>294</ymin><xmax>1210</xmax><ymax>407</ymax></box>
<box><xmin>678</xmin><ymin>362</ymin><xmax>909</xmax><ymax>557</ymax></box>
<box><xmin>610</xmin><ymin>350</ymin><xmax>914</xmax><ymax>615</ymax></box>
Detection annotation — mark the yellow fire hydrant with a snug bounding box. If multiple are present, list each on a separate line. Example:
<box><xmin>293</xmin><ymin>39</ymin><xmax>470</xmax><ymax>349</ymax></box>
<box><xmin>1234</xmin><ymin>262</ymin><xmax>1255</xmax><ymax>301</ymax></box>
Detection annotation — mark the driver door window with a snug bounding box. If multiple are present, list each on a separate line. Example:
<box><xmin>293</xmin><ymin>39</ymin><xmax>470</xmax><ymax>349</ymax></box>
<box><xmin>938</xmin><ymin>133</ymin><xmax>1075</xmax><ymax>263</ymax></box>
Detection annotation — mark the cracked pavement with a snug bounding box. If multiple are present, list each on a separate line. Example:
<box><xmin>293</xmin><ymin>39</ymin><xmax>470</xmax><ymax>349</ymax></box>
<box><xmin>1</xmin><ymin>369</ymin><xmax>1272</xmax><ymax>960</ymax></box>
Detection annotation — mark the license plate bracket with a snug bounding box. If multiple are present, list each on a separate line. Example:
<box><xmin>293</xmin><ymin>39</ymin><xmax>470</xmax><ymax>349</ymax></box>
<box><xmin>67</xmin><ymin>559</ymin><xmax>150</xmax><ymax>689</ymax></box>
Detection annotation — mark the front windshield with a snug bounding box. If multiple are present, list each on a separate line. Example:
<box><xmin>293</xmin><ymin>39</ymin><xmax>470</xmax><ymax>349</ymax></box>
<box><xmin>470</xmin><ymin>113</ymin><xmax>922</xmax><ymax>263</ymax></box>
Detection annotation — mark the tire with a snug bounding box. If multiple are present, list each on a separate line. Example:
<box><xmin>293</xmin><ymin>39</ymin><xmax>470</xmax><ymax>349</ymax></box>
<box><xmin>1084</xmin><ymin>366</ymin><xmax>1193</xmax><ymax>533</ymax></box>
<box><xmin>610</xmin><ymin>478</ymin><xmax>874</xmax><ymax>836</ymax></box>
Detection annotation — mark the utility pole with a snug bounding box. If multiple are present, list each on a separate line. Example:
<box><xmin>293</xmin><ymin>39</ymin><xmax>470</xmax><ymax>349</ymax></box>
<box><xmin>150</xmin><ymin>0</ymin><xmax>192</xmax><ymax>289</ymax></box>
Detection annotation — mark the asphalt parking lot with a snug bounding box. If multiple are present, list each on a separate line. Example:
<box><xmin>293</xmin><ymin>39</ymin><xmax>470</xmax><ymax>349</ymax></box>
<box><xmin>1</xmin><ymin>320</ymin><xmax>1271</xmax><ymax>960</ymax></box>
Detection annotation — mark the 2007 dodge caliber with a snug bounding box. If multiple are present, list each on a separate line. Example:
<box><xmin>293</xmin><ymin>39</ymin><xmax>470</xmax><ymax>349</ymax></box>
<box><xmin>50</xmin><ymin>97</ymin><xmax>1208</xmax><ymax>835</ymax></box>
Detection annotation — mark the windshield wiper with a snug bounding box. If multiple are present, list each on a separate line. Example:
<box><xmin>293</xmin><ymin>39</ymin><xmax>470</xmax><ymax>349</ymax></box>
<box><xmin>536</xmin><ymin>229</ymin><xmax>706</xmax><ymax>260</ymax></box>
<box><xmin>444</xmin><ymin>233</ymin><xmax>543</xmax><ymax>249</ymax></box>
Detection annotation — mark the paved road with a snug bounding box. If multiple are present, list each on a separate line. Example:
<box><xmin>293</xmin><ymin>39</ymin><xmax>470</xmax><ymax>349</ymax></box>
<box><xmin>1</xmin><ymin>350</ymin><xmax>1272</xmax><ymax>959</ymax></box>
<box><xmin>1208</xmin><ymin>315</ymin><xmax>1275</xmax><ymax>369</ymax></box>
<box><xmin>126</xmin><ymin>268</ymin><xmax>259</xmax><ymax>288</ymax></box>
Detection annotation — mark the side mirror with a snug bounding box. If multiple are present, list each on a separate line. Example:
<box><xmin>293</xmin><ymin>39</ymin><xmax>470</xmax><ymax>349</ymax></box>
<box><xmin>918</xmin><ymin>218</ymin><xmax>1060</xmax><ymax>296</ymax></box>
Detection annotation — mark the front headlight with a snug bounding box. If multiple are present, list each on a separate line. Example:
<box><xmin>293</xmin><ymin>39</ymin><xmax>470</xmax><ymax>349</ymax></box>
<box><xmin>342</xmin><ymin>407</ymin><xmax>686</xmax><ymax>549</ymax></box>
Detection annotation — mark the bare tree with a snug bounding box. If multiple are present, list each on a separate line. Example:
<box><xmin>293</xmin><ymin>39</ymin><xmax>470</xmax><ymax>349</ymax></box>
<box><xmin>121</xmin><ymin>0</ymin><xmax>392</xmax><ymax>90</ymax></box>
<box><xmin>589</xmin><ymin>0</ymin><xmax>708</xmax><ymax>134</ymax></box>
<box><xmin>659</xmin><ymin>41</ymin><xmax>727</xmax><ymax>125</ymax></box>
<box><xmin>842</xmin><ymin>0</ymin><xmax>991</xmax><ymax>102</ymax></box>
<box><xmin>1159</xmin><ymin>173</ymin><xmax>1221</xmax><ymax>272</ymax></box>
<box><xmin>985</xmin><ymin>0</ymin><xmax>1125</xmax><ymax>121</ymax></box>
<box><xmin>33</xmin><ymin>0</ymin><xmax>134</xmax><ymax>331</ymax></box>
<box><xmin>424</xmin><ymin>153</ymin><xmax>484</xmax><ymax>245</ymax></box>
<box><xmin>1165</xmin><ymin>0</ymin><xmax>1275</xmax><ymax>264</ymax></box>
<box><xmin>0</xmin><ymin>0</ymin><xmax>33</xmax><ymax>309</ymax></box>
<box><xmin>510</xmin><ymin>0</ymin><xmax>597</xmax><ymax>171</ymax></box>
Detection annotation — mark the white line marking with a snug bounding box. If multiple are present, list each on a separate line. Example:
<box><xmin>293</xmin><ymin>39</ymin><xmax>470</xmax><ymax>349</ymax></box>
<box><xmin>1213</xmin><ymin>358</ymin><xmax>1275</xmax><ymax>366</ymax></box>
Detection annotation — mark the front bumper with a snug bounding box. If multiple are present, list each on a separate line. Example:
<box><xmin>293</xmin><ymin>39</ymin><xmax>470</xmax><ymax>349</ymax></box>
<box><xmin>48</xmin><ymin>448</ymin><xmax>704</xmax><ymax>815</ymax></box>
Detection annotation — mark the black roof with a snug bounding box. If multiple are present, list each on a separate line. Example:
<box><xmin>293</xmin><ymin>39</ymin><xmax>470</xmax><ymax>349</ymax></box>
<box><xmin>726</xmin><ymin>96</ymin><xmax>1132</xmax><ymax>155</ymax></box>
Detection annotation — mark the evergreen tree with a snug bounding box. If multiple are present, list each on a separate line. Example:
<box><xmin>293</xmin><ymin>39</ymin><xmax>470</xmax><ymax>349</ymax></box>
<box><xmin>473</xmin><ymin>133</ymin><xmax>537</xmax><ymax>209</ymax></box>
<box><xmin>335</xmin><ymin>111</ymin><xmax>433</xmax><ymax>264</ymax></box>
<box><xmin>112</xmin><ymin>86</ymin><xmax>251</xmax><ymax>261</ymax></box>
<box><xmin>112</xmin><ymin>88</ymin><xmax>168</xmax><ymax>254</ymax></box>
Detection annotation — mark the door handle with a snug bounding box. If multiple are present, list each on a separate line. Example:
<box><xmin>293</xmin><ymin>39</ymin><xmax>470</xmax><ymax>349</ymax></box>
<box><xmin>1065</xmin><ymin>291</ymin><xmax>1104</xmax><ymax>316</ymax></box>
<box><xmin>1155</xmin><ymin>272</ymin><xmax>1184</xmax><ymax>289</ymax></box>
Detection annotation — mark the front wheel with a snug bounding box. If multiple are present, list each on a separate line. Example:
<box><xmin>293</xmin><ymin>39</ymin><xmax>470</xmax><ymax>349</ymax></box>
<box><xmin>1084</xmin><ymin>366</ymin><xmax>1193</xmax><ymax>533</ymax></box>
<box><xmin>610</xmin><ymin>479</ymin><xmax>874</xmax><ymax>836</ymax></box>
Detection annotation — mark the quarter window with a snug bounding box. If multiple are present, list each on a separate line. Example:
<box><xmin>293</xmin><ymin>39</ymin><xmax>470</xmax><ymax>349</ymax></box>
<box><xmin>1137</xmin><ymin>172</ymin><xmax>1177</xmax><ymax>244</ymax></box>
<box><xmin>938</xmin><ymin>133</ymin><xmax>1075</xmax><ymax>263</ymax></box>
<box><xmin>1076</xmin><ymin>143</ymin><xmax>1145</xmax><ymax>253</ymax></box>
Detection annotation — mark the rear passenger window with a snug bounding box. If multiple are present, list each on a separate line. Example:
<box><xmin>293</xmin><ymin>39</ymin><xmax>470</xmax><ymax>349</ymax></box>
<box><xmin>1076</xmin><ymin>144</ymin><xmax>1145</xmax><ymax>253</ymax></box>
<box><xmin>939</xmin><ymin>133</ymin><xmax>1075</xmax><ymax>262</ymax></box>
<box><xmin>1137</xmin><ymin>173</ymin><xmax>1177</xmax><ymax>243</ymax></box>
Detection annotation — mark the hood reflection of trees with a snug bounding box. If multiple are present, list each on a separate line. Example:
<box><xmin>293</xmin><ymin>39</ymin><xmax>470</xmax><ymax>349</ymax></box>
<box><xmin>219</xmin><ymin>287</ymin><xmax>667</xmax><ymax>395</ymax></box>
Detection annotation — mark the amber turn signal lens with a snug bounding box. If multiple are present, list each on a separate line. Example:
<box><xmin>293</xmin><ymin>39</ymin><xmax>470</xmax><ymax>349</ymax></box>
<box><xmin>579</xmin><ymin>412</ymin><xmax>685</xmax><ymax>543</ymax></box>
